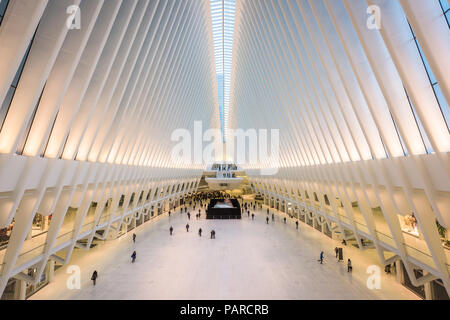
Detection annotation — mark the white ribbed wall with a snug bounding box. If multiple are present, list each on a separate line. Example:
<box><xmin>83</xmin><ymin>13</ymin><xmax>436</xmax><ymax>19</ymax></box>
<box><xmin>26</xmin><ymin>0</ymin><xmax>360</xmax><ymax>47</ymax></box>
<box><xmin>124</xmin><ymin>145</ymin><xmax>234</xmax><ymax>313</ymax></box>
<box><xmin>230</xmin><ymin>0</ymin><xmax>450</xmax><ymax>295</ymax></box>
<box><xmin>0</xmin><ymin>0</ymin><xmax>219</xmax><ymax>296</ymax></box>
<box><xmin>0</xmin><ymin>0</ymin><xmax>449</xmax><ymax>299</ymax></box>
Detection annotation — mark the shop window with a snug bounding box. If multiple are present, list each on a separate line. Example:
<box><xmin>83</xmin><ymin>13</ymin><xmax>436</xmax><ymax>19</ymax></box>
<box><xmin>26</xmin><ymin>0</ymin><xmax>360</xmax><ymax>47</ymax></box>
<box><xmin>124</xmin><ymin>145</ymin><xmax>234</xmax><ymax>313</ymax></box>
<box><xmin>401</xmin><ymin>263</ymin><xmax>426</xmax><ymax>299</ymax></box>
<box><xmin>0</xmin><ymin>218</ymin><xmax>13</xmax><ymax>248</ymax></box>
<box><xmin>0</xmin><ymin>278</ymin><xmax>15</xmax><ymax>300</ymax></box>
<box><xmin>431</xmin><ymin>279</ymin><xmax>450</xmax><ymax>300</ymax></box>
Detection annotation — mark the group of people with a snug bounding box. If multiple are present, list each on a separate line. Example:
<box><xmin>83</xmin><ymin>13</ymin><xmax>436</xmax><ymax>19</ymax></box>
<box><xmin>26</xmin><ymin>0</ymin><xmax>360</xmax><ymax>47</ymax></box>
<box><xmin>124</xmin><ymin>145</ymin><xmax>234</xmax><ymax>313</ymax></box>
<box><xmin>90</xmin><ymin>196</ymin><xmax>220</xmax><ymax>287</ymax></box>
<box><xmin>89</xmin><ymin>193</ymin><xmax>365</xmax><ymax>288</ymax></box>
<box><xmin>168</xmin><ymin>224</ymin><xmax>216</xmax><ymax>239</ymax></box>
<box><xmin>188</xmin><ymin>191</ymin><xmax>228</xmax><ymax>202</ymax></box>
<box><xmin>263</xmin><ymin>208</ymin><xmax>299</xmax><ymax>230</ymax></box>
<box><xmin>319</xmin><ymin>247</ymin><xmax>352</xmax><ymax>272</ymax></box>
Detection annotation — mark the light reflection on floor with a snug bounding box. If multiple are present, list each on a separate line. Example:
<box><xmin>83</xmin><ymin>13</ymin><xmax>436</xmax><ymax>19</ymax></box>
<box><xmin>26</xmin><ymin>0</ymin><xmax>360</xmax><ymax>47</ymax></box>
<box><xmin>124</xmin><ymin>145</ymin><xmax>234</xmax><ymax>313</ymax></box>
<box><xmin>30</xmin><ymin>204</ymin><xmax>418</xmax><ymax>300</ymax></box>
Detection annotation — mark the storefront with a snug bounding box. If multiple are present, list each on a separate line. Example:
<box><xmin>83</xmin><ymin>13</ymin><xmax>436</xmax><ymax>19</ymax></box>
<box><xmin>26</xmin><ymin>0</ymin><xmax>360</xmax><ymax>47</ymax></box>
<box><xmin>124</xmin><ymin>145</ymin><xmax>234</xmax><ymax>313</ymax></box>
<box><xmin>324</xmin><ymin>222</ymin><xmax>332</xmax><ymax>238</ymax></box>
<box><xmin>314</xmin><ymin>217</ymin><xmax>323</xmax><ymax>232</ymax></box>
<box><xmin>25</xmin><ymin>266</ymin><xmax>50</xmax><ymax>298</ymax></box>
<box><xmin>299</xmin><ymin>210</ymin><xmax>305</xmax><ymax>223</ymax></box>
<box><xmin>401</xmin><ymin>263</ymin><xmax>426</xmax><ymax>299</ymax></box>
<box><xmin>0</xmin><ymin>220</ymin><xmax>14</xmax><ymax>249</ymax></box>
<box><xmin>430</xmin><ymin>279</ymin><xmax>450</xmax><ymax>300</ymax></box>
<box><xmin>400</xmin><ymin>213</ymin><xmax>419</xmax><ymax>237</ymax></box>
<box><xmin>306</xmin><ymin>213</ymin><xmax>313</xmax><ymax>227</ymax></box>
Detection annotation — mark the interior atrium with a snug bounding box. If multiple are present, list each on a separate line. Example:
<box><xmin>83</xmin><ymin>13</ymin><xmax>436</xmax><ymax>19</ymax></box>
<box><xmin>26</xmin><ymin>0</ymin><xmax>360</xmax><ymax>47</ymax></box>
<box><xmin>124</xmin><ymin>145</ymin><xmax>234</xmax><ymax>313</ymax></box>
<box><xmin>0</xmin><ymin>0</ymin><xmax>449</xmax><ymax>301</ymax></box>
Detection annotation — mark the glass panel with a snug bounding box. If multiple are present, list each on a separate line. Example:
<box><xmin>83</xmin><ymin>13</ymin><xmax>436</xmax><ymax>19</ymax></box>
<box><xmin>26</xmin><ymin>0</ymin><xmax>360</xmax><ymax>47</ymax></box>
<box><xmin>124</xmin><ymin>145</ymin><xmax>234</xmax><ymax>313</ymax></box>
<box><xmin>440</xmin><ymin>0</ymin><xmax>450</xmax><ymax>13</ymax></box>
<box><xmin>210</xmin><ymin>0</ymin><xmax>236</xmax><ymax>141</ymax></box>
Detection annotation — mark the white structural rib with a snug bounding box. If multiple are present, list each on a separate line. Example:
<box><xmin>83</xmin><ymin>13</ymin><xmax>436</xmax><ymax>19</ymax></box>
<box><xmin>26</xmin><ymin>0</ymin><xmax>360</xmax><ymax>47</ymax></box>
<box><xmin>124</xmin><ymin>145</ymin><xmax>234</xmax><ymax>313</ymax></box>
<box><xmin>230</xmin><ymin>0</ymin><xmax>450</xmax><ymax>296</ymax></box>
<box><xmin>0</xmin><ymin>0</ymin><xmax>218</xmax><ymax>296</ymax></box>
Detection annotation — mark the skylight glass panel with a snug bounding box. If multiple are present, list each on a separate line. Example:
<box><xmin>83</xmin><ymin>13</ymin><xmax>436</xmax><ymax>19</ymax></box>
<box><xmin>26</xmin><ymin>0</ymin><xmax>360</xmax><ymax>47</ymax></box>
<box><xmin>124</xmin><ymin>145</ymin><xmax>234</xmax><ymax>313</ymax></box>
<box><xmin>211</xmin><ymin>0</ymin><xmax>236</xmax><ymax>142</ymax></box>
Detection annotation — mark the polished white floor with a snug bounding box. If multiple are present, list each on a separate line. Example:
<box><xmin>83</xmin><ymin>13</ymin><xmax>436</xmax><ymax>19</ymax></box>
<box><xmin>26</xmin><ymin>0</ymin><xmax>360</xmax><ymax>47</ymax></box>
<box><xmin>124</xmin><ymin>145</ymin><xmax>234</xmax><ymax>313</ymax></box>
<box><xmin>31</xmin><ymin>204</ymin><xmax>418</xmax><ymax>300</ymax></box>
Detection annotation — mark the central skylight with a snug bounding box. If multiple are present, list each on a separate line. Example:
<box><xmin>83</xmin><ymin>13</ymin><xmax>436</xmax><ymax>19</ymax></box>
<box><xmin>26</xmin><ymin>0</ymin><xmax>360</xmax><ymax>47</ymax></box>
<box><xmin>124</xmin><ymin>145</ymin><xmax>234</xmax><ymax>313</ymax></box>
<box><xmin>211</xmin><ymin>0</ymin><xmax>236</xmax><ymax>142</ymax></box>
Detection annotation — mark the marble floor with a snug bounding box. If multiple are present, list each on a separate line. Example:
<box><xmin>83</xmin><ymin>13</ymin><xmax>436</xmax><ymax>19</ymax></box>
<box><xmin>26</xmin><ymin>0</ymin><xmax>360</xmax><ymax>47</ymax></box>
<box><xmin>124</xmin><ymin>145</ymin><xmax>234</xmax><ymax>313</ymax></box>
<box><xmin>30</xmin><ymin>204</ymin><xmax>418</xmax><ymax>300</ymax></box>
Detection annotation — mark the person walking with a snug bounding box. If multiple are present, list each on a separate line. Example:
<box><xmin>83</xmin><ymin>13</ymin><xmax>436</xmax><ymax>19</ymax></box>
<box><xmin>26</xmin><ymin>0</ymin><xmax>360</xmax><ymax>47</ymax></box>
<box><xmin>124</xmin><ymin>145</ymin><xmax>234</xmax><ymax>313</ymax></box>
<box><xmin>335</xmin><ymin>247</ymin><xmax>339</xmax><ymax>258</ymax></box>
<box><xmin>168</xmin><ymin>210</ymin><xmax>171</xmax><ymax>217</ymax></box>
<box><xmin>295</xmin><ymin>220</ymin><xmax>298</xmax><ymax>229</ymax></box>
<box><xmin>266</xmin><ymin>216</ymin><xmax>269</xmax><ymax>224</ymax></box>
<box><xmin>187</xmin><ymin>212</ymin><xmax>191</xmax><ymax>220</ymax></box>
<box><xmin>132</xmin><ymin>233</ymin><xmax>136</xmax><ymax>243</ymax></box>
<box><xmin>283</xmin><ymin>217</ymin><xmax>286</xmax><ymax>224</ymax></box>
<box><xmin>131</xmin><ymin>251</ymin><xmax>137</xmax><ymax>263</ymax></box>
<box><xmin>252</xmin><ymin>213</ymin><xmax>255</xmax><ymax>220</ymax></box>
<box><xmin>211</xmin><ymin>230</ymin><xmax>215</xmax><ymax>239</ymax></box>
<box><xmin>91</xmin><ymin>271</ymin><xmax>98</xmax><ymax>286</ymax></box>
<box><xmin>186</xmin><ymin>223</ymin><xmax>190</xmax><ymax>232</ymax></box>
<box><xmin>319</xmin><ymin>251</ymin><xmax>324</xmax><ymax>264</ymax></box>
<box><xmin>198</xmin><ymin>228</ymin><xmax>202</xmax><ymax>237</ymax></box>
<box><xmin>272</xmin><ymin>213</ymin><xmax>274</xmax><ymax>222</ymax></box>
<box><xmin>347</xmin><ymin>259</ymin><xmax>352</xmax><ymax>272</ymax></box>
<box><xmin>267</xmin><ymin>208</ymin><xmax>269</xmax><ymax>215</ymax></box>
<box><xmin>170</xmin><ymin>226</ymin><xmax>173</xmax><ymax>235</ymax></box>
<box><xmin>247</xmin><ymin>210</ymin><xmax>250</xmax><ymax>218</ymax></box>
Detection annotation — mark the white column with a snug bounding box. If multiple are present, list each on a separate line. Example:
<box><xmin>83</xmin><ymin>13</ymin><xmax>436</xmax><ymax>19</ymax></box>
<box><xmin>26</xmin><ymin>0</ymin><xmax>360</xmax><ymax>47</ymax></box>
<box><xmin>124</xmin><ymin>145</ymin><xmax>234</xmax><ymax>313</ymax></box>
<box><xmin>48</xmin><ymin>260</ymin><xmax>55</xmax><ymax>283</ymax></box>
<box><xmin>13</xmin><ymin>278</ymin><xmax>26</xmax><ymax>300</ymax></box>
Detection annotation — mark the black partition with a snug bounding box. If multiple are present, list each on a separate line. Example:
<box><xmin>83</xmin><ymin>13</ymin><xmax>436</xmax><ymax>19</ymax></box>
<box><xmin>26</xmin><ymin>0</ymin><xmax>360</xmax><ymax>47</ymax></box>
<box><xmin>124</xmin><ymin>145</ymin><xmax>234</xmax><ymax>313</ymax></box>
<box><xmin>206</xmin><ymin>199</ymin><xmax>241</xmax><ymax>219</ymax></box>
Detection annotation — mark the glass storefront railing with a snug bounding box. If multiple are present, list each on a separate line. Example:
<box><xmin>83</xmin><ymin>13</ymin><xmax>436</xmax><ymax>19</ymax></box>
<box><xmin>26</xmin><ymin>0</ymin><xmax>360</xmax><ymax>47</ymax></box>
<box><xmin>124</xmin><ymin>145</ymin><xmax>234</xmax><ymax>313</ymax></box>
<box><xmin>354</xmin><ymin>220</ymin><xmax>370</xmax><ymax>235</ymax></box>
<box><xmin>376</xmin><ymin>230</ymin><xmax>397</xmax><ymax>249</ymax></box>
<box><xmin>404</xmin><ymin>243</ymin><xmax>436</xmax><ymax>270</ymax></box>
